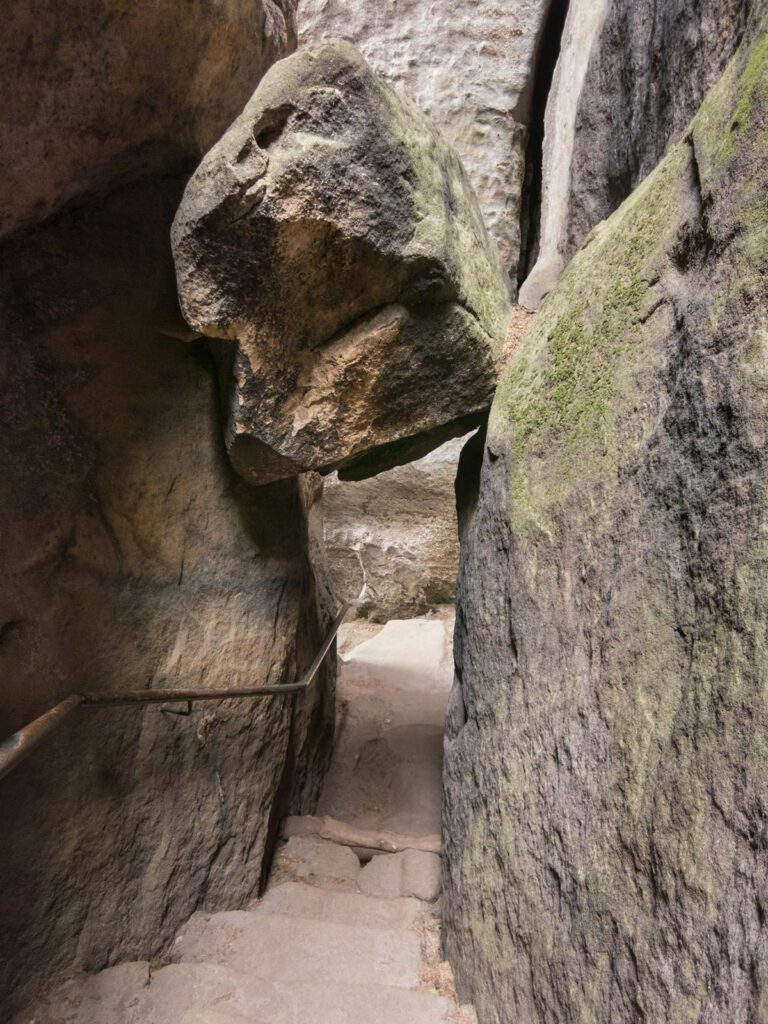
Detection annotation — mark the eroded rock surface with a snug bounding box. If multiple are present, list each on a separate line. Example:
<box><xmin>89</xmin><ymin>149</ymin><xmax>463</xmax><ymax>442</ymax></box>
<box><xmin>0</xmin><ymin>174</ymin><xmax>333</xmax><ymax>1020</ymax></box>
<box><xmin>0</xmin><ymin>3</ymin><xmax>331</xmax><ymax>1017</ymax></box>
<box><xmin>1</xmin><ymin>0</ymin><xmax>297</xmax><ymax>239</ymax></box>
<box><xmin>321</xmin><ymin>436</ymin><xmax>467</xmax><ymax>621</ymax></box>
<box><xmin>172</xmin><ymin>41</ymin><xmax>509</xmax><ymax>486</ymax></box>
<box><xmin>298</xmin><ymin>0</ymin><xmax>553</xmax><ymax>282</ymax></box>
<box><xmin>446</xmin><ymin>9</ymin><xmax>768</xmax><ymax>1022</ymax></box>
<box><xmin>522</xmin><ymin>0</ymin><xmax>749</xmax><ymax>306</ymax></box>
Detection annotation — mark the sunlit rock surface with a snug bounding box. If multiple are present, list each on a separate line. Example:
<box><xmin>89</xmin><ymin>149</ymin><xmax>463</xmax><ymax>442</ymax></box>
<box><xmin>298</xmin><ymin>0</ymin><xmax>552</xmax><ymax>283</ymax></box>
<box><xmin>321</xmin><ymin>436</ymin><xmax>468</xmax><ymax>622</ymax></box>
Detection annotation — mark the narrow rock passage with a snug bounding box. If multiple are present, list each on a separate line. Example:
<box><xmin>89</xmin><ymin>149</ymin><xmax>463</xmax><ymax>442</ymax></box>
<box><xmin>20</xmin><ymin>614</ymin><xmax>474</xmax><ymax>1024</ymax></box>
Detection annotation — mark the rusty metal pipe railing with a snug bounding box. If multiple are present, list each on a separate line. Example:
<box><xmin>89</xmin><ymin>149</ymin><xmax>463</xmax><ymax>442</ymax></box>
<box><xmin>0</xmin><ymin>603</ymin><xmax>349</xmax><ymax>784</ymax></box>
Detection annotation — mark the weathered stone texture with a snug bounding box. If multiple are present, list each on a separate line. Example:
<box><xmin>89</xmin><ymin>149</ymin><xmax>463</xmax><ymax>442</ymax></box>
<box><xmin>522</xmin><ymin>0</ymin><xmax>749</xmax><ymax>306</ymax></box>
<box><xmin>0</xmin><ymin>3</ymin><xmax>332</xmax><ymax>1017</ymax></box>
<box><xmin>0</xmin><ymin>174</ymin><xmax>333</xmax><ymax>1019</ymax></box>
<box><xmin>321</xmin><ymin>436</ymin><xmax>466</xmax><ymax>622</ymax></box>
<box><xmin>0</xmin><ymin>0</ymin><xmax>297</xmax><ymax>238</ymax></box>
<box><xmin>445</xmin><ymin>9</ymin><xmax>768</xmax><ymax>1022</ymax></box>
<box><xmin>173</xmin><ymin>41</ymin><xmax>509</xmax><ymax>486</ymax></box>
<box><xmin>298</xmin><ymin>0</ymin><xmax>552</xmax><ymax>282</ymax></box>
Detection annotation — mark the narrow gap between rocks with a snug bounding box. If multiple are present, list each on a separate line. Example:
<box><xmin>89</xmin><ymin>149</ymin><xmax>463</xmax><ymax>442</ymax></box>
<box><xmin>517</xmin><ymin>0</ymin><xmax>570</xmax><ymax>289</ymax></box>
<box><xmin>263</xmin><ymin>433</ymin><xmax>474</xmax><ymax>1019</ymax></box>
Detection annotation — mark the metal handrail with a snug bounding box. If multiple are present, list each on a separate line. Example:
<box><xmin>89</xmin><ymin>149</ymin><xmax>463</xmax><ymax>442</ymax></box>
<box><xmin>0</xmin><ymin>602</ymin><xmax>349</xmax><ymax>784</ymax></box>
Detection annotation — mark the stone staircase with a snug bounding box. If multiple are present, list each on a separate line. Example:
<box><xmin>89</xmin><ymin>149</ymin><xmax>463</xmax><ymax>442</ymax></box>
<box><xmin>20</xmin><ymin>616</ymin><xmax>473</xmax><ymax>1024</ymax></box>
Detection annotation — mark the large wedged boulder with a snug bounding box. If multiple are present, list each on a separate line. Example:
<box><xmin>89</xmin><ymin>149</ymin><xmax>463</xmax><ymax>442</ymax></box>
<box><xmin>445</xmin><ymin>8</ymin><xmax>768</xmax><ymax>1023</ymax></box>
<box><xmin>172</xmin><ymin>40</ymin><xmax>509</xmax><ymax>486</ymax></box>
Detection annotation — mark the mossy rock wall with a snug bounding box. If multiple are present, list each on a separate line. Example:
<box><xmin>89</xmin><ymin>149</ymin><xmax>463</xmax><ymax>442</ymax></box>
<box><xmin>444</xmin><ymin>5</ymin><xmax>768</xmax><ymax>1021</ymax></box>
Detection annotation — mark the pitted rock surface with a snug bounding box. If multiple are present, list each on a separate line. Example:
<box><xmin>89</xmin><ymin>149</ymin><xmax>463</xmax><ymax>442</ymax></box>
<box><xmin>321</xmin><ymin>435</ymin><xmax>467</xmax><ymax>621</ymax></box>
<box><xmin>298</xmin><ymin>0</ymin><xmax>553</xmax><ymax>283</ymax></box>
<box><xmin>172</xmin><ymin>40</ymin><xmax>509</xmax><ymax>486</ymax></box>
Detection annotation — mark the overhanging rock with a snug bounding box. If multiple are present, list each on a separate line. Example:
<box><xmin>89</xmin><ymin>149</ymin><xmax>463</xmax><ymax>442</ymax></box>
<box><xmin>172</xmin><ymin>40</ymin><xmax>509</xmax><ymax>485</ymax></box>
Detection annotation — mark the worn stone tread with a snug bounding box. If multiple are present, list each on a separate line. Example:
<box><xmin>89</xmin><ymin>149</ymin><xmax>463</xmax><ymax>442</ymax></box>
<box><xmin>18</xmin><ymin>959</ymin><xmax>453</xmax><ymax>1023</ymax></box>
<box><xmin>254</xmin><ymin>880</ymin><xmax>424</xmax><ymax>929</ymax></box>
<box><xmin>172</xmin><ymin>910</ymin><xmax>423</xmax><ymax>989</ymax></box>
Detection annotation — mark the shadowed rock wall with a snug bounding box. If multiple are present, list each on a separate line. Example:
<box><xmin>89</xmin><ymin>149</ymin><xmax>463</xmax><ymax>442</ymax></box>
<box><xmin>0</xmin><ymin>3</ymin><xmax>336</xmax><ymax>1017</ymax></box>
<box><xmin>445</xmin><ymin>6</ymin><xmax>768</xmax><ymax>1020</ymax></box>
<box><xmin>1</xmin><ymin>0</ymin><xmax>297</xmax><ymax>239</ymax></box>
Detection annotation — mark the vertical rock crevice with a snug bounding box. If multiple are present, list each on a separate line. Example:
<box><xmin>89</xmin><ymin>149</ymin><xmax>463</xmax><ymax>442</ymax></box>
<box><xmin>516</xmin><ymin>0</ymin><xmax>571</xmax><ymax>290</ymax></box>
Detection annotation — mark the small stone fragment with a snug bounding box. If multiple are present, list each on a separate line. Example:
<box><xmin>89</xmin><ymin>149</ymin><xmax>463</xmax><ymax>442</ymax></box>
<box><xmin>278</xmin><ymin>835</ymin><xmax>361</xmax><ymax>887</ymax></box>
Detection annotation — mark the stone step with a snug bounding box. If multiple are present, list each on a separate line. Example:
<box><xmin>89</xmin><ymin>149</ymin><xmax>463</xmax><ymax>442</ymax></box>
<box><xmin>255</xmin><ymin>879</ymin><xmax>424</xmax><ymax>929</ymax></box>
<box><xmin>19</xmin><ymin>959</ymin><xmax>454</xmax><ymax>1024</ymax></box>
<box><xmin>172</xmin><ymin>909</ymin><xmax>423</xmax><ymax>990</ymax></box>
<box><xmin>142</xmin><ymin>963</ymin><xmax>454</xmax><ymax>1024</ymax></box>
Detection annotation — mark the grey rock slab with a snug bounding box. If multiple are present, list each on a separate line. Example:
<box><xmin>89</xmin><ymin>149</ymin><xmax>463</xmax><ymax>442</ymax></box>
<box><xmin>255</xmin><ymin>880</ymin><xmax>423</xmax><ymax>929</ymax></box>
<box><xmin>172</xmin><ymin>910</ymin><xmax>423</xmax><ymax>989</ymax></box>
<box><xmin>179</xmin><ymin>1014</ymin><xmax>257</xmax><ymax>1024</ymax></box>
<box><xmin>278</xmin><ymin>981</ymin><xmax>453</xmax><ymax>1023</ymax></box>
<box><xmin>172</xmin><ymin>40</ymin><xmax>509</xmax><ymax>486</ymax></box>
<box><xmin>131</xmin><ymin>962</ymin><xmax>288</xmax><ymax>1024</ymax></box>
<box><xmin>358</xmin><ymin>850</ymin><xmax>442</xmax><ymax>901</ymax></box>
<box><xmin>273</xmin><ymin>835</ymin><xmax>361</xmax><ymax>887</ymax></box>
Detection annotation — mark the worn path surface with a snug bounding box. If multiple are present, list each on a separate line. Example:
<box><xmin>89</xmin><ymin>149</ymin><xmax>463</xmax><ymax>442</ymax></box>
<box><xmin>19</xmin><ymin>614</ymin><xmax>474</xmax><ymax>1024</ymax></box>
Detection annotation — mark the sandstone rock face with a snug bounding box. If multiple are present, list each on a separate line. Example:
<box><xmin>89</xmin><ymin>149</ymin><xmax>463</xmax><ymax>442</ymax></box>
<box><xmin>298</xmin><ymin>0</ymin><xmax>552</xmax><ymax>283</ymax></box>
<box><xmin>445</xmin><ymin>9</ymin><xmax>768</xmax><ymax>1022</ymax></box>
<box><xmin>0</xmin><ymin>0</ymin><xmax>297</xmax><ymax>238</ymax></box>
<box><xmin>518</xmin><ymin>0</ymin><xmax>611</xmax><ymax>308</ymax></box>
<box><xmin>521</xmin><ymin>0</ymin><xmax>749</xmax><ymax>307</ymax></box>
<box><xmin>0</xmin><ymin>4</ymin><xmax>332</xmax><ymax>1016</ymax></box>
<box><xmin>173</xmin><ymin>41</ymin><xmax>509</xmax><ymax>487</ymax></box>
<box><xmin>321</xmin><ymin>436</ymin><xmax>466</xmax><ymax>622</ymax></box>
<box><xmin>0</xmin><ymin>173</ymin><xmax>333</xmax><ymax>1020</ymax></box>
